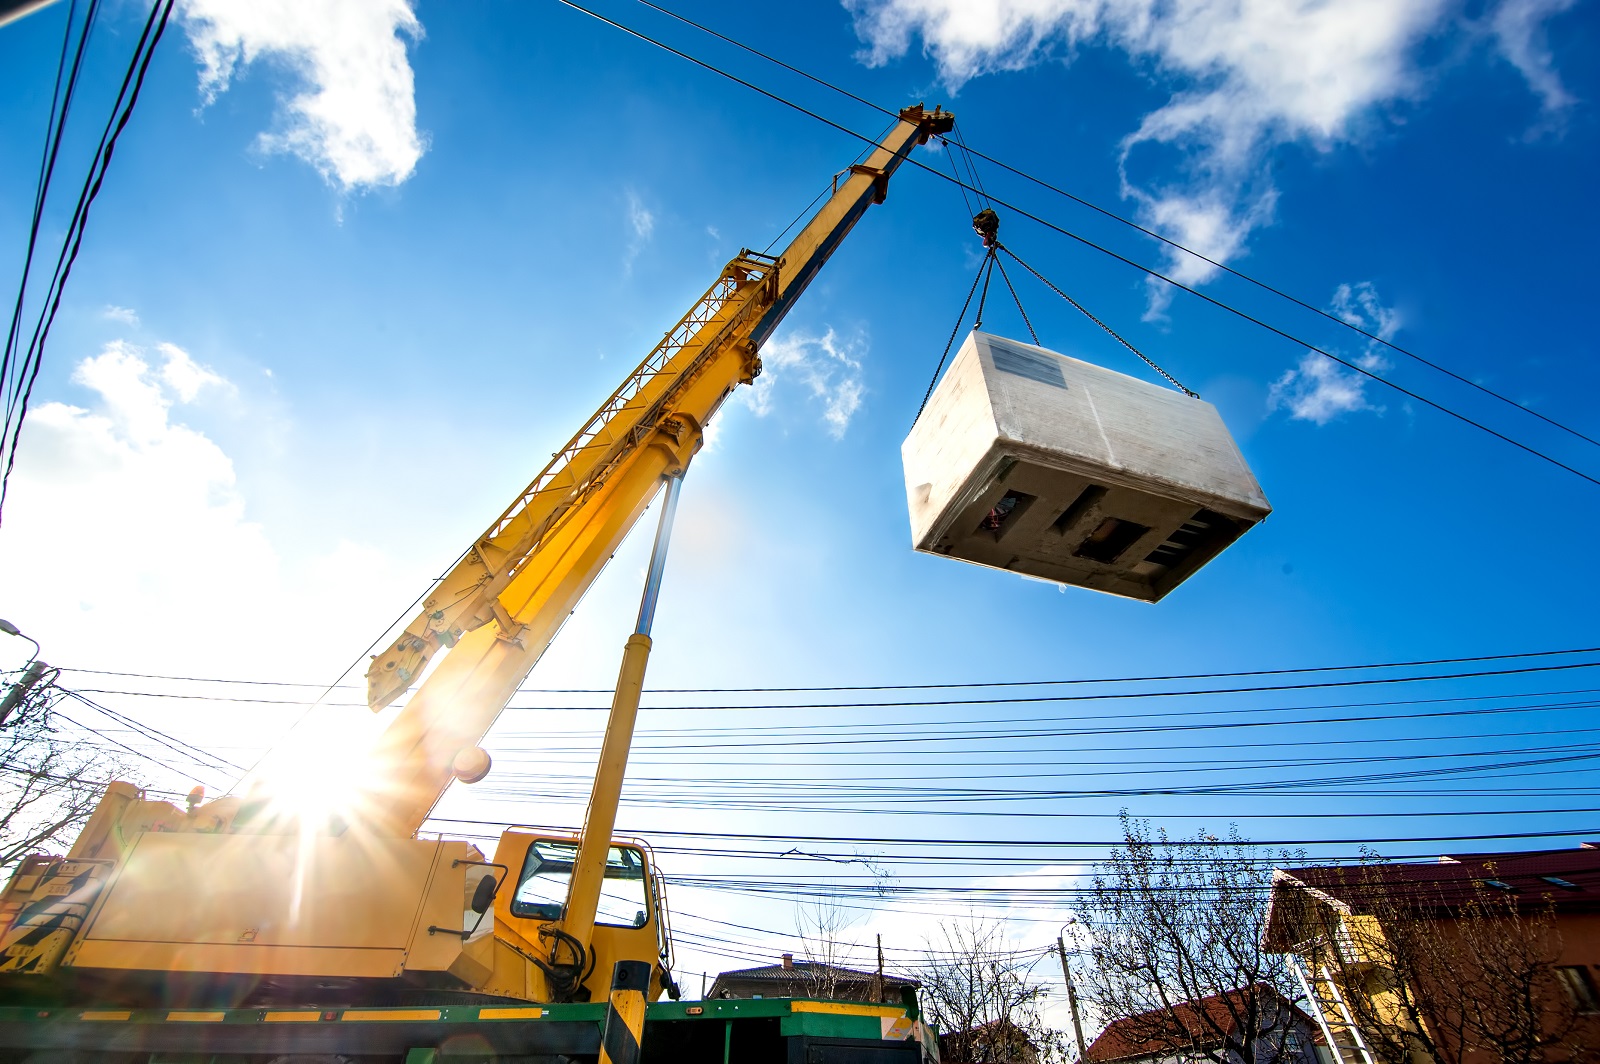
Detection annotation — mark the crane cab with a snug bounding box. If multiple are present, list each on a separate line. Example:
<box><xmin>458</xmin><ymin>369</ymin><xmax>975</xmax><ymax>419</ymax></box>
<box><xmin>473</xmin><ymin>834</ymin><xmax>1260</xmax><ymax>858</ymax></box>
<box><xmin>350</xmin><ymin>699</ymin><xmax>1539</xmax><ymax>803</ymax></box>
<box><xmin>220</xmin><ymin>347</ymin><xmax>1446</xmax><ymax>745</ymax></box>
<box><xmin>480</xmin><ymin>830</ymin><xmax>673</xmax><ymax>1004</ymax></box>
<box><xmin>904</xmin><ymin>331</ymin><xmax>1270</xmax><ymax>601</ymax></box>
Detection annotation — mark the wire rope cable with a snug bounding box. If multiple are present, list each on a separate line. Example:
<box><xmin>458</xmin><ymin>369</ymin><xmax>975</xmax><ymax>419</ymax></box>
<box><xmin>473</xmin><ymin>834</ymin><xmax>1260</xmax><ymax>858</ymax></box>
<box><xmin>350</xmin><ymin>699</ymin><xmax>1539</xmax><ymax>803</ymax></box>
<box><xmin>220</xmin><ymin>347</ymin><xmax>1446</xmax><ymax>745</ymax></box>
<box><xmin>618</xmin><ymin>0</ymin><xmax>1600</xmax><ymax>452</ymax></box>
<box><xmin>1002</xmin><ymin>244</ymin><xmax>1196</xmax><ymax>396</ymax></box>
<box><xmin>550</xmin><ymin>0</ymin><xmax>1600</xmax><ymax>488</ymax></box>
<box><xmin>991</xmin><ymin>250</ymin><xmax>1040</xmax><ymax>346</ymax></box>
<box><xmin>914</xmin><ymin>248</ymin><xmax>991</xmax><ymax>420</ymax></box>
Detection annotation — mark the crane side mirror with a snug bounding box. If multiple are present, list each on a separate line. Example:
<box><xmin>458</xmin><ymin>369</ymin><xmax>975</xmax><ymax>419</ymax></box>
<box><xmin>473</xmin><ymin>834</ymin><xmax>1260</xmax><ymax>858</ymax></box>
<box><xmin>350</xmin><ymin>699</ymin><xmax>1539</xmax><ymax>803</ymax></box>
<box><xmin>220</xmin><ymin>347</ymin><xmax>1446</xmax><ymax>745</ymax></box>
<box><xmin>470</xmin><ymin>873</ymin><xmax>497</xmax><ymax>915</ymax></box>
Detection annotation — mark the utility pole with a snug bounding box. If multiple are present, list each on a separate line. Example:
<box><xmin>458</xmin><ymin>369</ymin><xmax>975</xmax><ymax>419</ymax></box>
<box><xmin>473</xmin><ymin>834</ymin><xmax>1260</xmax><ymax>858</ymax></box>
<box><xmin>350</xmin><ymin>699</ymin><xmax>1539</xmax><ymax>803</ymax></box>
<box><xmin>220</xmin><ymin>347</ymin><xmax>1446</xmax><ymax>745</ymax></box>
<box><xmin>1057</xmin><ymin>936</ymin><xmax>1088</xmax><ymax>1062</ymax></box>
<box><xmin>0</xmin><ymin>619</ymin><xmax>46</xmax><ymax>729</ymax></box>
<box><xmin>874</xmin><ymin>933</ymin><xmax>884</xmax><ymax>1002</ymax></box>
<box><xmin>0</xmin><ymin>661</ymin><xmax>48</xmax><ymax>727</ymax></box>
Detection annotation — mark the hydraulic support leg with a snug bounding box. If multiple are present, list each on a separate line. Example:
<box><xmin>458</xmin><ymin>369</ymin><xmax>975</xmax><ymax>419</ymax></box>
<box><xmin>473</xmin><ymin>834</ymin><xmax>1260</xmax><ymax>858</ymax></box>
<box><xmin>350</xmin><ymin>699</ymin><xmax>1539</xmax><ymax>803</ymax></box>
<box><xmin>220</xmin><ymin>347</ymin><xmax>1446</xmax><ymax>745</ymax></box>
<box><xmin>562</xmin><ymin>474</ymin><xmax>684</xmax><ymax>975</ymax></box>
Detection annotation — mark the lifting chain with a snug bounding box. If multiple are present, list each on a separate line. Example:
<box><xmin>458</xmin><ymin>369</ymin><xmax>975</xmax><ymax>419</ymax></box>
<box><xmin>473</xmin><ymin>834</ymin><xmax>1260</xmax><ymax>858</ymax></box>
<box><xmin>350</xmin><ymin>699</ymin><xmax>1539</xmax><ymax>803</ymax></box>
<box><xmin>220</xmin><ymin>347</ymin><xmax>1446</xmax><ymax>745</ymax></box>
<box><xmin>915</xmin><ymin>208</ymin><xmax>1198</xmax><ymax>427</ymax></box>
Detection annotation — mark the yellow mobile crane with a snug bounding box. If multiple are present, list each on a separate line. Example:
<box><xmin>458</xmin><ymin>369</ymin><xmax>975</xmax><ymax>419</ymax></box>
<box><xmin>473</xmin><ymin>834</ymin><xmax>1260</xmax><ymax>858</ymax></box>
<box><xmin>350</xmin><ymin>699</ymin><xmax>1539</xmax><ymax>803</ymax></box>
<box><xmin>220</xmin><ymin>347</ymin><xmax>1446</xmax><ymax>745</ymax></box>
<box><xmin>0</xmin><ymin>105</ymin><xmax>952</xmax><ymax>1063</ymax></box>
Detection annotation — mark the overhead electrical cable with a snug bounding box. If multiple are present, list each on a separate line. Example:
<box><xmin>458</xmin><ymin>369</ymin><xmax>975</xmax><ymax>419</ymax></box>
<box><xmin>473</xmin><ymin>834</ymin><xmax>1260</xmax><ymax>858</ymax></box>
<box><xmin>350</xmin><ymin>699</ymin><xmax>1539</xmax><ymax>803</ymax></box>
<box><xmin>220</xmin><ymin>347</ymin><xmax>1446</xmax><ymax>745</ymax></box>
<box><xmin>423</xmin><ymin>816</ymin><xmax>1600</xmax><ymax>851</ymax></box>
<box><xmin>621</xmin><ymin>0</ymin><xmax>1600</xmax><ymax>452</ymax></box>
<box><xmin>493</xmin><ymin>692</ymin><xmax>1600</xmax><ymax>736</ymax></box>
<box><xmin>60</xmin><ymin>689</ymin><xmax>243</xmax><ymax>778</ymax></box>
<box><xmin>54</xmin><ymin>643</ymin><xmax>1600</xmax><ymax>693</ymax></box>
<box><xmin>2</xmin><ymin>0</ymin><xmax>97</xmax><ymax>413</ymax></box>
<box><xmin>552</xmin><ymin>0</ymin><xmax>1600</xmax><ymax>489</ymax></box>
<box><xmin>0</xmin><ymin>0</ymin><xmax>176</xmax><ymax>523</ymax></box>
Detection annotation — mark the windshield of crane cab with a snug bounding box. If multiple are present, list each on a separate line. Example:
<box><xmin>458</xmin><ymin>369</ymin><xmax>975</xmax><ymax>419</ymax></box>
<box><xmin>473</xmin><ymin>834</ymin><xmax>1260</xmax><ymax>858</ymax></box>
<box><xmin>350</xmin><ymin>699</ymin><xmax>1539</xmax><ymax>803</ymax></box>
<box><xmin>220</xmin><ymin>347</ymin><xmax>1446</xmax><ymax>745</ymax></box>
<box><xmin>510</xmin><ymin>839</ymin><xmax>650</xmax><ymax>928</ymax></box>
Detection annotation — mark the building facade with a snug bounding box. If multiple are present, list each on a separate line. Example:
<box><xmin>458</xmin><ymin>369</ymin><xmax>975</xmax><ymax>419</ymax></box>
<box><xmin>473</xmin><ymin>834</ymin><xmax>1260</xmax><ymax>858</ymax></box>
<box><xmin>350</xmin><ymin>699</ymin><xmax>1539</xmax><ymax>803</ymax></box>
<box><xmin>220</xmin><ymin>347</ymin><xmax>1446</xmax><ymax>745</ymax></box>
<box><xmin>1082</xmin><ymin>986</ymin><xmax>1327</xmax><ymax>1064</ymax></box>
<box><xmin>1264</xmin><ymin>843</ymin><xmax>1600</xmax><ymax>1064</ymax></box>
<box><xmin>707</xmin><ymin>952</ymin><xmax>920</xmax><ymax>1004</ymax></box>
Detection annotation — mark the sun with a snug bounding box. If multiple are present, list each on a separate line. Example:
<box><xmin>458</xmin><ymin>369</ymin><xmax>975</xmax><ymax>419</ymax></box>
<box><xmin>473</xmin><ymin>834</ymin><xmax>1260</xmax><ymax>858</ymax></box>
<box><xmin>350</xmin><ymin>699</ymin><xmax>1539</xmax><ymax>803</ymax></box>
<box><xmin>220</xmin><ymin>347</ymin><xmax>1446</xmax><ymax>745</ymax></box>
<box><xmin>244</xmin><ymin>708</ymin><xmax>384</xmax><ymax>830</ymax></box>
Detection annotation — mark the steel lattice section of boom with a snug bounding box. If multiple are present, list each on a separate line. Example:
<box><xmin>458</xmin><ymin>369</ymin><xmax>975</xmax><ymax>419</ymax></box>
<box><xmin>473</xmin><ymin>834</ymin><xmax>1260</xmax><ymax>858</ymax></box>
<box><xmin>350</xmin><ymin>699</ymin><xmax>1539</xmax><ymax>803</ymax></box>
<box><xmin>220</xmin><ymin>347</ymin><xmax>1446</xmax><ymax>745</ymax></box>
<box><xmin>356</xmin><ymin>104</ymin><xmax>953</xmax><ymax>839</ymax></box>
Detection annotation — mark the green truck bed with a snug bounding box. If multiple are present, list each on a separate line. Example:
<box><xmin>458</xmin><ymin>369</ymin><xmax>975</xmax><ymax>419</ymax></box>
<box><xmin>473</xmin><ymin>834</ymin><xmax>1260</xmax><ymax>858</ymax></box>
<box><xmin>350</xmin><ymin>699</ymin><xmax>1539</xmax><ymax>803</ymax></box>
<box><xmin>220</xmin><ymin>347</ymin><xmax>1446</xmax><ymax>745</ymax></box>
<box><xmin>0</xmin><ymin>997</ymin><xmax>939</xmax><ymax>1062</ymax></box>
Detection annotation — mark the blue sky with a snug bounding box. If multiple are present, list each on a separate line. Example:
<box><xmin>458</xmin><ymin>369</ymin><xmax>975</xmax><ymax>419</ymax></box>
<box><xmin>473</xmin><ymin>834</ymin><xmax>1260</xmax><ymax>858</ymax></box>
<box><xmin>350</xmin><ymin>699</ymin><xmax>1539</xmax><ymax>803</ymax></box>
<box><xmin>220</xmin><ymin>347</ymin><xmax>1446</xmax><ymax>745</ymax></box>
<box><xmin>0</xmin><ymin>0</ymin><xmax>1597</xmax><ymax>1009</ymax></box>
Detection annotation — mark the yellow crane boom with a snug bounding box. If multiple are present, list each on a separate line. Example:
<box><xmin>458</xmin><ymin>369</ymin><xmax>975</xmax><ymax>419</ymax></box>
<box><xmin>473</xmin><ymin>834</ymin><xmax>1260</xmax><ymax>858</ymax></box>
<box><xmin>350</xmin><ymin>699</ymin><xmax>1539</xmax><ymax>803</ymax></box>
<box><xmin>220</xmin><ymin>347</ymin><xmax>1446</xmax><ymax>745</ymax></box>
<box><xmin>359</xmin><ymin>104</ymin><xmax>952</xmax><ymax>840</ymax></box>
<box><xmin>0</xmin><ymin>103</ymin><xmax>953</xmax><ymax>1011</ymax></box>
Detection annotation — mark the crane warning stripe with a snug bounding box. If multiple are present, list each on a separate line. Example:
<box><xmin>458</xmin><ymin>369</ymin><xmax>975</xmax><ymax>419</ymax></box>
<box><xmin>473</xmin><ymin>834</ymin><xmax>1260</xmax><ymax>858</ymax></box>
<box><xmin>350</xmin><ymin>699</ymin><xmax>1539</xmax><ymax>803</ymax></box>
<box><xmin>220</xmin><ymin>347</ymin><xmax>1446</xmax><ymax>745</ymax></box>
<box><xmin>166</xmin><ymin>1012</ymin><xmax>226</xmax><ymax>1022</ymax></box>
<box><xmin>339</xmin><ymin>1009</ymin><xmax>442</xmax><ymax>1023</ymax></box>
<box><xmin>263</xmin><ymin>1012</ymin><xmax>322</xmax><ymax>1023</ymax></box>
<box><xmin>78</xmin><ymin>1011</ymin><xmax>131</xmax><ymax>1022</ymax></box>
<box><xmin>790</xmin><ymin>1002</ymin><xmax>903</xmax><ymax>1018</ymax></box>
<box><xmin>479</xmin><ymin>1007</ymin><xmax>544</xmax><ymax>1020</ymax></box>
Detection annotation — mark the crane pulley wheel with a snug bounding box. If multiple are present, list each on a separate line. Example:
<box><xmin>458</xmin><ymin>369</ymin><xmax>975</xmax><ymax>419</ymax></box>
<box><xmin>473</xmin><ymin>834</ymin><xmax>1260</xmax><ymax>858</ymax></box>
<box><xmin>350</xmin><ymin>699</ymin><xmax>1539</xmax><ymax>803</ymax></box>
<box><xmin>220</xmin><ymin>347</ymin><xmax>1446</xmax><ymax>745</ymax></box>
<box><xmin>973</xmin><ymin>208</ymin><xmax>1000</xmax><ymax>248</ymax></box>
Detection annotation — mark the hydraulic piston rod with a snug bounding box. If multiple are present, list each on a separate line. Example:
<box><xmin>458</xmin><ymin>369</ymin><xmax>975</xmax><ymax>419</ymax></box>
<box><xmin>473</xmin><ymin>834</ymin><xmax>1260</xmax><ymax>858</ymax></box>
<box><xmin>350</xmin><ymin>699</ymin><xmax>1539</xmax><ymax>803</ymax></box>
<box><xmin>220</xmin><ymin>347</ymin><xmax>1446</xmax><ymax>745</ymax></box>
<box><xmin>560</xmin><ymin>474</ymin><xmax>684</xmax><ymax>976</ymax></box>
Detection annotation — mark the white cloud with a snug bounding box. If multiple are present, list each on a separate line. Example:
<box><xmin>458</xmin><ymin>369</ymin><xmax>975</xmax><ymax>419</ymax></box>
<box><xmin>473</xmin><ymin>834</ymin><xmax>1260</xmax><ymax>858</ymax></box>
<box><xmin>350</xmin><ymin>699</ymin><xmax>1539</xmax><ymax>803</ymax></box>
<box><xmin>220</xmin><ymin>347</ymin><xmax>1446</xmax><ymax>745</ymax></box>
<box><xmin>156</xmin><ymin>341</ymin><xmax>233</xmax><ymax>402</ymax></box>
<box><xmin>1329</xmin><ymin>280</ymin><xmax>1400</xmax><ymax>343</ymax></box>
<box><xmin>102</xmin><ymin>305</ymin><xmax>139</xmax><ymax>326</ymax></box>
<box><xmin>846</xmin><ymin>0</ymin><xmax>1576</xmax><ymax>311</ymax></box>
<box><xmin>1491</xmin><ymin>0</ymin><xmax>1578</xmax><ymax>117</ymax></box>
<box><xmin>1267</xmin><ymin>281</ymin><xmax>1396</xmax><ymax>424</ymax></box>
<box><xmin>1267</xmin><ymin>351</ymin><xmax>1379</xmax><ymax>424</ymax></box>
<box><xmin>627</xmin><ymin>191</ymin><xmax>655</xmax><ymax>242</ymax></box>
<box><xmin>624</xmin><ymin>189</ymin><xmax>655</xmax><ymax>272</ymax></box>
<box><xmin>1131</xmin><ymin>184</ymin><xmax>1277</xmax><ymax>317</ymax></box>
<box><xmin>746</xmin><ymin>327</ymin><xmax>867</xmax><ymax>439</ymax></box>
<box><xmin>0</xmin><ymin>341</ymin><xmax>280</xmax><ymax>661</ymax></box>
<box><xmin>0</xmin><ymin>339</ymin><xmax>394</xmax><ymax>681</ymax></box>
<box><xmin>180</xmin><ymin>0</ymin><xmax>426</xmax><ymax>191</ymax></box>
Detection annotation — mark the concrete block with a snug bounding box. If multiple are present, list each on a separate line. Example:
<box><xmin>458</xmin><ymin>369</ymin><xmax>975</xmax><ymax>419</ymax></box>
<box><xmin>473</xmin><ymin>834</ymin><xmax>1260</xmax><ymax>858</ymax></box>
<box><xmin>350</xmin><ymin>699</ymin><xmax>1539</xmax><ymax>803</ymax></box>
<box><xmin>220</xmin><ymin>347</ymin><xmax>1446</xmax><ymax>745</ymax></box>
<box><xmin>902</xmin><ymin>332</ymin><xmax>1271</xmax><ymax>602</ymax></box>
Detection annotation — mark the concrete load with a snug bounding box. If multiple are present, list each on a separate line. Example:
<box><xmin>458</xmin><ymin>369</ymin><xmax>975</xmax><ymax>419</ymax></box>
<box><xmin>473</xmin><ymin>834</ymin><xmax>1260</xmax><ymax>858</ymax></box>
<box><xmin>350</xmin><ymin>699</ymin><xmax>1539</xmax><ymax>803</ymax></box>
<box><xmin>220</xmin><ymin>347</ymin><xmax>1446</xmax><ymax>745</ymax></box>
<box><xmin>902</xmin><ymin>331</ymin><xmax>1270</xmax><ymax>602</ymax></box>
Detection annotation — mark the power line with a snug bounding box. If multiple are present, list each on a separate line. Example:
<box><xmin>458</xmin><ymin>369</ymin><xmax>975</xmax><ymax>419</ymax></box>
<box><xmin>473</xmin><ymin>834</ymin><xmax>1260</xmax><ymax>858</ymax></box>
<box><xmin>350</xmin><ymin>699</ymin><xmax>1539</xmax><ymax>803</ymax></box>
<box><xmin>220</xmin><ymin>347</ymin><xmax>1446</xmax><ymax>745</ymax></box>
<box><xmin>2</xmin><ymin>0</ymin><xmax>98</xmax><ymax>425</ymax></box>
<box><xmin>61</xmin><ymin>689</ymin><xmax>244</xmax><ymax>775</ymax></box>
<box><xmin>551</xmin><ymin>0</ymin><xmax>1600</xmax><ymax>490</ymax></box>
<box><xmin>620</xmin><ymin>0</ymin><xmax>1600</xmax><ymax>453</ymax></box>
<box><xmin>53</xmin><ymin>643</ymin><xmax>1600</xmax><ymax>693</ymax></box>
<box><xmin>0</xmin><ymin>0</ymin><xmax>176</xmax><ymax>522</ymax></box>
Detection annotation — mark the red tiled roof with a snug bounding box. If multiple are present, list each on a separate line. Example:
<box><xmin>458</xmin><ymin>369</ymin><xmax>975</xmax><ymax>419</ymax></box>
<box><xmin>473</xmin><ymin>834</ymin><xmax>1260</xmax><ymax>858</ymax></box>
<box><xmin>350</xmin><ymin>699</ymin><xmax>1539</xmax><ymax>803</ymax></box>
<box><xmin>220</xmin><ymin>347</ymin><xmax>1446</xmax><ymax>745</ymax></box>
<box><xmin>1083</xmin><ymin>986</ymin><xmax>1314</xmax><ymax>1064</ymax></box>
<box><xmin>1282</xmin><ymin>844</ymin><xmax>1600</xmax><ymax>914</ymax></box>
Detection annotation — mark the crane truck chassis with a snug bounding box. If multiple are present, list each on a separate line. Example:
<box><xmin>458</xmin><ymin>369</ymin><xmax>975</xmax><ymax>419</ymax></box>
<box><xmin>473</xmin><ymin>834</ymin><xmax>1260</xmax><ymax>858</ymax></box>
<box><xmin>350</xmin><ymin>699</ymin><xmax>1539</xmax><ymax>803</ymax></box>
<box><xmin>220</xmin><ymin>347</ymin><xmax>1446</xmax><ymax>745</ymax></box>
<box><xmin>0</xmin><ymin>104</ymin><xmax>954</xmax><ymax>1062</ymax></box>
<box><xmin>0</xmin><ymin>997</ymin><xmax>939</xmax><ymax>1062</ymax></box>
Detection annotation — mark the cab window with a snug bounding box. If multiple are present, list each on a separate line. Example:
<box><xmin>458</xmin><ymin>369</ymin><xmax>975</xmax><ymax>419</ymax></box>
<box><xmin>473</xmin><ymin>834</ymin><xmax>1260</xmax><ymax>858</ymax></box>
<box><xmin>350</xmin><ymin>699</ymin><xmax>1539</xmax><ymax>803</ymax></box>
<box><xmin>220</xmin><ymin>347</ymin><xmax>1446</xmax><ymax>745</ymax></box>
<box><xmin>511</xmin><ymin>840</ymin><xmax>651</xmax><ymax>928</ymax></box>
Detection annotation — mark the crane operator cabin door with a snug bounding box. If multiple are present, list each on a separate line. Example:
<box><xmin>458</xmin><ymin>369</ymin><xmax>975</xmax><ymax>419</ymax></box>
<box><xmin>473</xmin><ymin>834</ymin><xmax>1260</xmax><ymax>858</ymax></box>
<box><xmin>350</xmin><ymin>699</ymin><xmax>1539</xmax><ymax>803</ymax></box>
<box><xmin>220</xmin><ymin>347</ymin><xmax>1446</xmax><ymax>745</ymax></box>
<box><xmin>492</xmin><ymin>832</ymin><xmax>664</xmax><ymax>998</ymax></box>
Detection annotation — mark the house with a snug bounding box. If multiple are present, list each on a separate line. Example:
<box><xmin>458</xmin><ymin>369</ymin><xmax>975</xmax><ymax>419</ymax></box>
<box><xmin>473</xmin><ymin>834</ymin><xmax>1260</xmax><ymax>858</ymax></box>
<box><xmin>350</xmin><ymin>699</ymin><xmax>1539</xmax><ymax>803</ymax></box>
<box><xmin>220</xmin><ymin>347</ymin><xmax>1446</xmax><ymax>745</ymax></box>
<box><xmin>1082</xmin><ymin>985</ymin><xmax>1326</xmax><ymax>1064</ymax></box>
<box><xmin>707</xmin><ymin>952</ymin><xmax>920</xmax><ymax>1003</ymax></box>
<box><xmin>1263</xmin><ymin>843</ymin><xmax>1600</xmax><ymax>1064</ymax></box>
<box><xmin>939</xmin><ymin>1017</ymin><xmax>1041</xmax><ymax>1063</ymax></box>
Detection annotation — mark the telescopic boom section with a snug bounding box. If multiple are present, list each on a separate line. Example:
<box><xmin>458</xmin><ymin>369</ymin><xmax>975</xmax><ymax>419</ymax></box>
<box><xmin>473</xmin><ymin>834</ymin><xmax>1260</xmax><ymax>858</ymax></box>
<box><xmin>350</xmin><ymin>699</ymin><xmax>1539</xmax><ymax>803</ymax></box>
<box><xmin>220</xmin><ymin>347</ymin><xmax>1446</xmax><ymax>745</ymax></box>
<box><xmin>357</xmin><ymin>104</ymin><xmax>952</xmax><ymax>838</ymax></box>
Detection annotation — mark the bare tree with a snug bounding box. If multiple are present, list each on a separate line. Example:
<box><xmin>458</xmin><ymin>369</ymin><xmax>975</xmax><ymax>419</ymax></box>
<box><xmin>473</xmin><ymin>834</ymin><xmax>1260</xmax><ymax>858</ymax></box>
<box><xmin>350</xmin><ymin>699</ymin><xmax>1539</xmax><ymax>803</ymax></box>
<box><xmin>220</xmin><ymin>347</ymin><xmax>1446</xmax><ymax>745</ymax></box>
<box><xmin>1297</xmin><ymin>858</ymin><xmax>1596</xmax><ymax>1064</ymax></box>
<box><xmin>795</xmin><ymin>893</ymin><xmax>860</xmax><ymax>999</ymax></box>
<box><xmin>916</xmin><ymin>914</ymin><xmax>1070</xmax><ymax>1064</ymax></box>
<box><xmin>0</xmin><ymin>677</ymin><xmax>117</xmax><ymax>871</ymax></box>
<box><xmin>1078</xmin><ymin>816</ymin><xmax>1309</xmax><ymax>1064</ymax></box>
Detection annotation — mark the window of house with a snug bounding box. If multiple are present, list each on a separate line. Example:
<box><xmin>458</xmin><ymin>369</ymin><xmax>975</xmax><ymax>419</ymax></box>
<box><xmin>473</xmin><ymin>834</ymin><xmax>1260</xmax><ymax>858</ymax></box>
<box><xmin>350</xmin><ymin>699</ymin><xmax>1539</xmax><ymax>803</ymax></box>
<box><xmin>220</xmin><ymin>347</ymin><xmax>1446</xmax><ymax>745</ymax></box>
<box><xmin>1557</xmin><ymin>967</ymin><xmax>1599</xmax><ymax>1014</ymax></box>
<box><xmin>510</xmin><ymin>839</ymin><xmax>651</xmax><ymax>928</ymax></box>
<box><xmin>1482</xmin><ymin>878</ymin><xmax>1518</xmax><ymax>893</ymax></box>
<box><xmin>1541</xmin><ymin>876</ymin><xmax>1583</xmax><ymax>891</ymax></box>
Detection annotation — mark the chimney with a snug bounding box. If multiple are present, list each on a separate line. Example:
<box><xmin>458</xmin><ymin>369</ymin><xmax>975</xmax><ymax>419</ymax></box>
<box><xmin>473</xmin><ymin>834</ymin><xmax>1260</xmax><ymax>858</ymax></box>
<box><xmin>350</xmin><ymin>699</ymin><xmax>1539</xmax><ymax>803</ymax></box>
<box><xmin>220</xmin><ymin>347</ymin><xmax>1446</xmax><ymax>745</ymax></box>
<box><xmin>781</xmin><ymin>953</ymin><xmax>793</xmax><ymax>969</ymax></box>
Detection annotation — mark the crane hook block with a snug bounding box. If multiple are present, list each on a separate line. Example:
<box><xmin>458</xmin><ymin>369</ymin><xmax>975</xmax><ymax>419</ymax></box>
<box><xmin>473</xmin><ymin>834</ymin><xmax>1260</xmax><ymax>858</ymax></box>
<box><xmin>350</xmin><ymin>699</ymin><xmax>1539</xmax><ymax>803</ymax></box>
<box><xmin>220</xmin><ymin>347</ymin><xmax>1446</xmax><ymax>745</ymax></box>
<box><xmin>972</xmin><ymin>209</ymin><xmax>1000</xmax><ymax>248</ymax></box>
